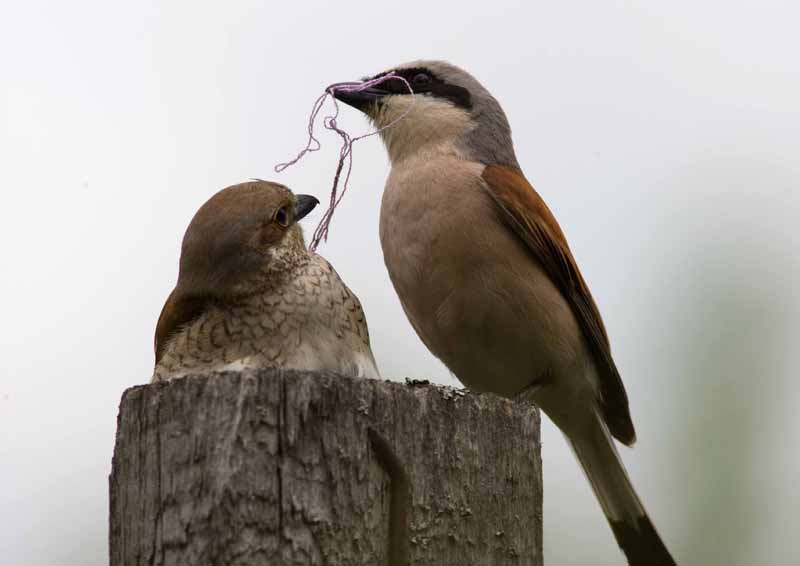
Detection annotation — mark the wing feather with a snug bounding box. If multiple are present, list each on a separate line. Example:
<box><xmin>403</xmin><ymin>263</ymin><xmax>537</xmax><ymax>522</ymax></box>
<box><xmin>154</xmin><ymin>289</ymin><xmax>210</xmax><ymax>365</ymax></box>
<box><xmin>482</xmin><ymin>165</ymin><xmax>636</xmax><ymax>445</ymax></box>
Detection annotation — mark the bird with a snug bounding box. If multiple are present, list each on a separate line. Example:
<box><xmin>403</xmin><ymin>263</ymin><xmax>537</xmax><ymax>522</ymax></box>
<box><xmin>152</xmin><ymin>180</ymin><xmax>380</xmax><ymax>383</ymax></box>
<box><xmin>332</xmin><ymin>61</ymin><xmax>676</xmax><ymax>565</ymax></box>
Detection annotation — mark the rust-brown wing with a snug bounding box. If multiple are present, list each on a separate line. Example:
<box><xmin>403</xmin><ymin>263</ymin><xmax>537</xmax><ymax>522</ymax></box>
<box><xmin>481</xmin><ymin>165</ymin><xmax>635</xmax><ymax>445</ymax></box>
<box><xmin>154</xmin><ymin>288</ymin><xmax>210</xmax><ymax>365</ymax></box>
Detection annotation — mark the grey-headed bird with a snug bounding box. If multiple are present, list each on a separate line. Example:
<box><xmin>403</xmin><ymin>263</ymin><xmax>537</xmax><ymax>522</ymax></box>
<box><xmin>333</xmin><ymin>61</ymin><xmax>675</xmax><ymax>565</ymax></box>
<box><xmin>152</xmin><ymin>180</ymin><xmax>380</xmax><ymax>382</ymax></box>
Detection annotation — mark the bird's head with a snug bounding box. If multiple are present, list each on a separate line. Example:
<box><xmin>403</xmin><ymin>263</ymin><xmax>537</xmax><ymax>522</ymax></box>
<box><xmin>154</xmin><ymin>181</ymin><xmax>318</xmax><ymax>364</ymax></box>
<box><xmin>333</xmin><ymin>60</ymin><xmax>518</xmax><ymax>168</ymax></box>
<box><xmin>177</xmin><ymin>180</ymin><xmax>319</xmax><ymax>298</ymax></box>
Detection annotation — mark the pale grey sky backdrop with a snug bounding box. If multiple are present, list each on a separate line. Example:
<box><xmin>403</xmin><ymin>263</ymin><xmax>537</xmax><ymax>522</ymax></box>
<box><xmin>1</xmin><ymin>1</ymin><xmax>799</xmax><ymax>565</ymax></box>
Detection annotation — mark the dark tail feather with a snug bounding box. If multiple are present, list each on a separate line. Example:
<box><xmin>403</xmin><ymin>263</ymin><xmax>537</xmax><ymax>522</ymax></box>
<box><xmin>567</xmin><ymin>408</ymin><xmax>677</xmax><ymax>565</ymax></box>
<box><xmin>610</xmin><ymin>513</ymin><xmax>676</xmax><ymax>566</ymax></box>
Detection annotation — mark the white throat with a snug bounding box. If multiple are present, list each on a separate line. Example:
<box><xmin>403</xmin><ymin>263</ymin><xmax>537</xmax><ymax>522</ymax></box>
<box><xmin>372</xmin><ymin>95</ymin><xmax>472</xmax><ymax>164</ymax></box>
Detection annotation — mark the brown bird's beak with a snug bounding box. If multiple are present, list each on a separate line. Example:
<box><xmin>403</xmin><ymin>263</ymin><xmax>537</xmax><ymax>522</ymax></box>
<box><xmin>332</xmin><ymin>83</ymin><xmax>389</xmax><ymax>111</ymax></box>
<box><xmin>294</xmin><ymin>194</ymin><xmax>319</xmax><ymax>221</ymax></box>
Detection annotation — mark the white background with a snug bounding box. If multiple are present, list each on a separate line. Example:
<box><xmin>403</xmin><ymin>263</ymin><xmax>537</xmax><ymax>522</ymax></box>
<box><xmin>2</xmin><ymin>1</ymin><xmax>798</xmax><ymax>565</ymax></box>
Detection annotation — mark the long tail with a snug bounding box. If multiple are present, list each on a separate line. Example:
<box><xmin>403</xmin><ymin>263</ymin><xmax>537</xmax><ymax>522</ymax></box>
<box><xmin>566</xmin><ymin>408</ymin><xmax>677</xmax><ymax>565</ymax></box>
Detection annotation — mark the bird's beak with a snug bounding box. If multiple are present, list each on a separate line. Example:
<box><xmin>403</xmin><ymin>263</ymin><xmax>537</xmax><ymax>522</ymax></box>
<box><xmin>332</xmin><ymin>85</ymin><xmax>388</xmax><ymax>112</ymax></box>
<box><xmin>294</xmin><ymin>194</ymin><xmax>319</xmax><ymax>221</ymax></box>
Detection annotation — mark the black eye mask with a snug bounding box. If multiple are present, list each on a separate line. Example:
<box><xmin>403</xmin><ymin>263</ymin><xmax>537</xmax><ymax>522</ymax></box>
<box><xmin>371</xmin><ymin>68</ymin><xmax>473</xmax><ymax>110</ymax></box>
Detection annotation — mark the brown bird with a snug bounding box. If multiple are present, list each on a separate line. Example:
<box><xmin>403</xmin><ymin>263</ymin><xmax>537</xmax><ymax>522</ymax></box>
<box><xmin>333</xmin><ymin>61</ymin><xmax>676</xmax><ymax>565</ymax></box>
<box><xmin>152</xmin><ymin>180</ymin><xmax>380</xmax><ymax>382</ymax></box>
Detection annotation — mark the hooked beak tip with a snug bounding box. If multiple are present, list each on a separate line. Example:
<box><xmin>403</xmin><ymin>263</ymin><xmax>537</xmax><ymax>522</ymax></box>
<box><xmin>294</xmin><ymin>194</ymin><xmax>319</xmax><ymax>221</ymax></box>
<box><xmin>332</xmin><ymin>86</ymin><xmax>386</xmax><ymax>112</ymax></box>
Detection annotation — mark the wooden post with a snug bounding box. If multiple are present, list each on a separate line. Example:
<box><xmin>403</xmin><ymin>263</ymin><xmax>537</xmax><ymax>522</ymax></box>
<box><xmin>109</xmin><ymin>370</ymin><xmax>542</xmax><ymax>565</ymax></box>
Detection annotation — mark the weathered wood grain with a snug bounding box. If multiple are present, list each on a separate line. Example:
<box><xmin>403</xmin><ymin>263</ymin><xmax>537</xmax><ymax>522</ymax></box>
<box><xmin>109</xmin><ymin>370</ymin><xmax>542</xmax><ymax>565</ymax></box>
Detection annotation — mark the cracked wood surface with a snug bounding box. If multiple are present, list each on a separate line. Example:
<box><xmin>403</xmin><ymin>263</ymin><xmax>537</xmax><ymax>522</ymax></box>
<box><xmin>109</xmin><ymin>369</ymin><xmax>542</xmax><ymax>565</ymax></box>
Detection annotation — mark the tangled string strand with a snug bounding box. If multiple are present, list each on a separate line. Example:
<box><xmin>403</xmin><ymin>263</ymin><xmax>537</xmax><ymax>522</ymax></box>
<box><xmin>274</xmin><ymin>73</ymin><xmax>415</xmax><ymax>252</ymax></box>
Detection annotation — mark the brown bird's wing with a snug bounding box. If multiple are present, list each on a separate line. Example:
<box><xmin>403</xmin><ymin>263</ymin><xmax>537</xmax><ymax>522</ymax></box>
<box><xmin>154</xmin><ymin>288</ymin><xmax>210</xmax><ymax>365</ymax></box>
<box><xmin>481</xmin><ymin>165</ymin><xmax>636</xmax><ymax>445</ymax></box>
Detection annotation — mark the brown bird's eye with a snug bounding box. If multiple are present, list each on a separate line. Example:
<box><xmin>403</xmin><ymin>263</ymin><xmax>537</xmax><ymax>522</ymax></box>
<box><xmin>412</xmin><ymin>72</ymin><xmax>431</xmax><ymax>85</ymax></box>
<box><xmin>274</xmin><ymin>205</ymin><xmax>290</xmax><ymax>227</ymax></box>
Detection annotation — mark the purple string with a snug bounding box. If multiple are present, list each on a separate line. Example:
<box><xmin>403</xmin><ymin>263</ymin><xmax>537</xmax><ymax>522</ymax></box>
<box><xmin>274</xmin><ymin>73</ymin><xmax>415</xmax><ymax>252</ymax></box>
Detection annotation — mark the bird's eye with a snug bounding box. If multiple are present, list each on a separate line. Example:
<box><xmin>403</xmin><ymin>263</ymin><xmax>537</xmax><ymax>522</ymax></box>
<box><xmin>274</xmin><ymin>205</ymin><xmax>290</xmax><ymax>227</ymax></box>
<box><xmin>412</xmin><ymin>72</ymin><xmax>431</xmax><ymax>85</ymax></box>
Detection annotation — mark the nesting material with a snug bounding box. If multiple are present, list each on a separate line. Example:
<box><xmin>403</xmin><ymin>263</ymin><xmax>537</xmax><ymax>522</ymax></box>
<box><xmin>275</xmin><ymin>73</ymin><xmax>415</xmax><ymax>251</ymax></box>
